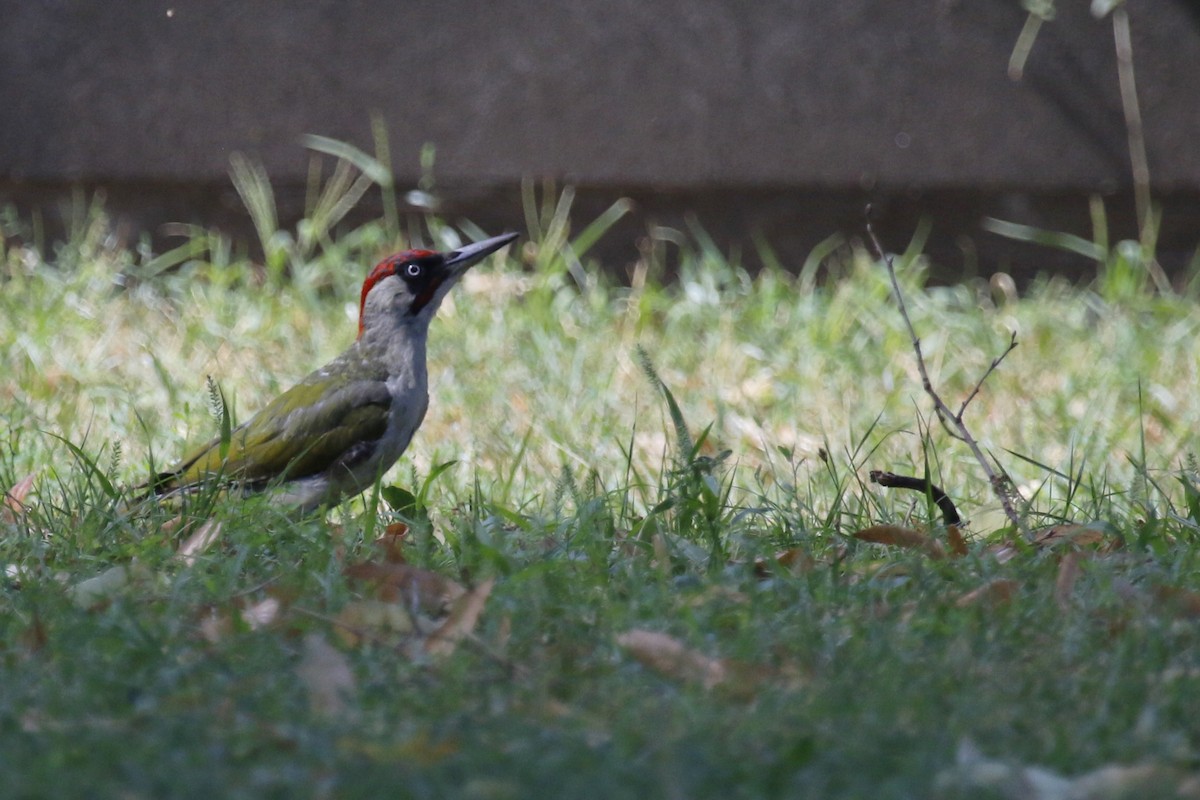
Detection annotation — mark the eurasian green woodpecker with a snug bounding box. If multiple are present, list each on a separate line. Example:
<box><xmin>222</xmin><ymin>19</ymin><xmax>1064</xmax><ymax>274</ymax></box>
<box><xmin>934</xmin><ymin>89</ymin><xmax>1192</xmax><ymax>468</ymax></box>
<box><xmin>149</xmin><ymin>232</ymin><xmax>519</xmax><ymax>512</ymax></box>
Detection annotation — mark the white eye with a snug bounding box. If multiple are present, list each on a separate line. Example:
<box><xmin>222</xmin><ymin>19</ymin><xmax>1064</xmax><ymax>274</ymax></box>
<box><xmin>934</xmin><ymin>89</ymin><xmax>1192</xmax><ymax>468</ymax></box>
<box><xmin>405</xmin><ymin>263</ymin><xmax>422</xmax><ymax>277</ymax></box>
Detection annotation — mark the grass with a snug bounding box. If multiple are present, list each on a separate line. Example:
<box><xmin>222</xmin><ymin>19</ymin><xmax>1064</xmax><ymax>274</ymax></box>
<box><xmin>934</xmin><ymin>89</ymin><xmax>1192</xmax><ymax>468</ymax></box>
<box><xmin>3</xmin><ymin>188</ymin><xmax>1200</xmax><ymax>798</ymax></box>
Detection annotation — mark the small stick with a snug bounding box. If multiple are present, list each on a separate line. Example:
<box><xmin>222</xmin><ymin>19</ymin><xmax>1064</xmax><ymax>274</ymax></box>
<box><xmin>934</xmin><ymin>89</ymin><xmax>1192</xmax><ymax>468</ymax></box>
<box><xmin>869</xmin><ymin>470</ymin><xmax>961</xmax><ymax>526</ymax></box>
<box><xmin>865</xmin><ymin>210</ymin><xmax>1027</xmax><ymax>536</ymax></box>
<box><xmin>956</xmin><ymin>331</ymin><xmax>1018</xmax><ymax>421</ymax></box>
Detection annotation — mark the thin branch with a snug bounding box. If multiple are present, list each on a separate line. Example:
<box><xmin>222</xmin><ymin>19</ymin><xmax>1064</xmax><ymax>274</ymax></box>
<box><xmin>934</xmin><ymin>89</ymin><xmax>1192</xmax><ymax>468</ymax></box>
<box><xmin>956</xmin><ymin>331</ymin><xmax>1018</xmax><ymax>421</ymax></box>
<box><xmin>865</xmin><ymin>210</ymin><xmax>1027</xmax><ymax>536</ymax></box>
<box><xmin>869</xmin><ymin>470</ymin><xmax>961</xmax><ymax>526</ymax></box>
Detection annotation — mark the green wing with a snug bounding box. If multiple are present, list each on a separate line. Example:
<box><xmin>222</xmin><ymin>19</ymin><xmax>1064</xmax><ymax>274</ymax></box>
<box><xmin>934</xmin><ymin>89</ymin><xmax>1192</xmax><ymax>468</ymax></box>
<box><xmin>158</xmin><ymin>375</ymin><xmax>392</xmax><ymax>492</ymax></box>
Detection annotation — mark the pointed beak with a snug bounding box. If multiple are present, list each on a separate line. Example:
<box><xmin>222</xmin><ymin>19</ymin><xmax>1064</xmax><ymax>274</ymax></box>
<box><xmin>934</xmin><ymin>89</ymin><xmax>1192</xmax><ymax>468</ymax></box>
<box><xmin>442</xmin><ymin>232</ymin><xmax>519</xmax><ymax>276</ymax></box>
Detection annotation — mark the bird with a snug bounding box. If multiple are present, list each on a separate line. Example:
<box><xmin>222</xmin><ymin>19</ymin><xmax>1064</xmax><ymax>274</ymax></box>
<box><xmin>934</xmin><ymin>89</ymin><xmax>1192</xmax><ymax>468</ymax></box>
<box><xmin>147</xmin><ymin>232</ymin><xmax>519</xmax><ymax>513</ymax></box>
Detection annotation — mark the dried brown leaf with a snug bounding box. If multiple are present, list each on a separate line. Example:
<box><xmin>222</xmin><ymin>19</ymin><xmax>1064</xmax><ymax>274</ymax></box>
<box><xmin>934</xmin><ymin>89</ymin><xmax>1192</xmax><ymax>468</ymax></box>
<box><xmin>2</xmin><ymin>473</ymin><xmax>36</xmax><ymax>524</ymax></box>
<box><xmin>197</xmin><ymin>596</ymin><xmax>284</xmax><ymax>644</ymax></box>
<box><xmin>198</xmin><ymin>608</ymin><xmax>233</xmax><ymax>644</ymax></box>
<box><xmin>1054</xmin><ymin>551</ymin><xmax>1087</xmax><ymax>611</ymax></box>
<box><xmin>425</xmin><ymin>578</ymin><xmax>495</xmax><ymax>657</ymax></box>
<box><xmin>947</xmin><ymin>524</ymin><xmax>968</xmax><ymax>557</ymax></box>
<box><xmin>333</xmin><ymin>600</ymin><xmax>416</xmax><ymax>647</ymax></box>
<box><xmin>755</xmin><ymin>547</ymin><xmax>818</xmax><ymax>579</ymax></box>
<box><xmin>177</xmin><ymin>520</ymin><xmax>224</xmax><ymax>566</ymax></box>
<box><xmin>1151</xmin><ymin>585</ymin><xmax>1200</xmax><ymax>619</ymax></box>
<box><xmin>343</xmin><ymin>561</ymin><xmax>464</xmax><ymax>614</ymax></box>
<box><xmin>616</xmin><ymin>628</ymin><xmax>728</xmax><ymax>689</ymax></box>
<box><xmin>159</xmin><ymin>514</ymin><xmax>187</xmax><ymax>536</ymax></box>
<box><xmin>956</xmin><ymin>579</ymin><xmax>1019</xmax><ymax>608</ymax></box>
<box><xmin>373</xmin><ymin>522</ymin><xmax>409</xmax><ymax>563</ymax></box>
<box><xmin>241</xmin><ymin>595</ymin><xmax>282</xmax><ymax>629</ymax></box>
<box><xmin>853</xmin><ymin>525</ymin><xmax>946</xmax><ymax>559</ymax></box>
<box><xmin>1032</xmin><ymin>523</ymin><xmax>1113</xmax><ymax>551</ymax></box>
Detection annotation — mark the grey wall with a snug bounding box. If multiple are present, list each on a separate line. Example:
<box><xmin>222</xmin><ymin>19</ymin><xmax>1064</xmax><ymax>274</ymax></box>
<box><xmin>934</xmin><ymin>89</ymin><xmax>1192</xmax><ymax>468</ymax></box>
<box><xmin>3</xmin><ymin>0</ymin><xmax>1199</xmax><ymax>275</ymax></box>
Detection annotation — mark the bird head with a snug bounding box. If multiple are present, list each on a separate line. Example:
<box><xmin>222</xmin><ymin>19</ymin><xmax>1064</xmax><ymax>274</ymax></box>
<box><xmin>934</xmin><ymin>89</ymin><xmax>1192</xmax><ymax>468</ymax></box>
<box><xmin>357</xmin><ymin>232</ymin><xmax>519</xmax><ymax>339</ymax></box>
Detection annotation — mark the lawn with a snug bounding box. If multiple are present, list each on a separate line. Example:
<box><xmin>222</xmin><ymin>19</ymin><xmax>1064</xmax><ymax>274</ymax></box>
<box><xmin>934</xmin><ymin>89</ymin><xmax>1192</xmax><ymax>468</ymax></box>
<box><xmin>3</xmin><ymin>189</ymin><xmax>1200</xmax><ymax>798</ymax></box>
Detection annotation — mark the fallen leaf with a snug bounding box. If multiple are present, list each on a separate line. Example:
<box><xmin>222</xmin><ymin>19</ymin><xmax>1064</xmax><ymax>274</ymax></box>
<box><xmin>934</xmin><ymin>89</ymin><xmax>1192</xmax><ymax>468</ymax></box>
<box><xmin>1032</xmin><ymin>523</ymin><xmax>1116</xmax><ymax>551</ymax></box>
<box><xmin>296</xmin><ymin>633</ymin><xmax>357</xmax><ymax>718</ymax></box>
<box><xmin>947</xmin><ymin>524</ymin><xmax>968</xmax><ymax>557</ymax></box>
<box><xmin>159</xmin><ymin>514</ymin><xmax>184</xmax><ymax>535</ymax></box>
<box><xmin>989</xmin><ymin>544</ymin><xmax>1022</xmax><ymax>564</ymax></box>
<box><xmin>426</xmin><ymin>578</ymin><xmax>495</xmax><ymax>657</ymax></box>
<box><xmin>755</xmin><ymin>547</ymin><xmax>818</xmax><ymax>579</ymax></box>
<box><xmin>1054</xmin><ymin>551</ymin><xmax>1087</xmax><ymax>610</ymax></box>
<box><xmin>853</xmin><ymin>525</ymin><xmax>946</xmax><ymax>559</ymax></box>
<box><xmin>616</xmin><ymin>628</ymin><xmax>727</xmax><ymax>689</ymax></box>
<box><xmin>333</xmin><ymin>600</ymin><xmax>417</xmax><ymax>647</ymax></box>
<box><xmin>1</xmin><ymin>473</ymin><xmax>36</xmax><ymax>524</ymax></box>
<box><xmin>197</xmin><ymin>595</ymin><xmax>283</xmax><ymax>644</ymax></box>
<box><xmin>198</xmin><ymin>608</ymin><xmax>233</xmax><ymax>644</ymax></box>
<box><xmin>956</xmin><ymin>579</ymin><xmax>1019</xmax><ymax>608</ymax></box>
<box><xmin>242</xmin><ymin>595</ymin><xmax>282</xmax><ymax>629</ymax></box>
<box><xmin>373</xmin><ymin>522</ymin><xmax>409</xmax><ymax>563</ymax></box>
<box><xmin>1151</xmin><ymin>585</ymin><xmax>1200</xmax><ymax>619</ymax></box>
<box><xmin>177</xmin><ymin>520</ymin><xmax>224</xmax><ymax>566</ymax></box>
<box><xmin>343</xmin><ymin>561</ymin><xmax>464</xmax><ymax>615</ymax></box>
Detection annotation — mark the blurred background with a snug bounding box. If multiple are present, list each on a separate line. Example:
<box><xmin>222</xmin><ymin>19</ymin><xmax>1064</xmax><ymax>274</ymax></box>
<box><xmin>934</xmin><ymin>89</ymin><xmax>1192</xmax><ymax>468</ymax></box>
<box><xmin>3</xmin><ymin>0</ymin><xmax>1198</xmax><ymax>280</ymax></box>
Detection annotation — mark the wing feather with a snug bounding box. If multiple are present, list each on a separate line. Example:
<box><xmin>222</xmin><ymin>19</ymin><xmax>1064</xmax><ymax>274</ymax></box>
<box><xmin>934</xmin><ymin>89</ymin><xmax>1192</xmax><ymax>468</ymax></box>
<box><xmin>156</xmin><ymin>376</ymin><xmax>392</xmax><ymax>492</ymax></box>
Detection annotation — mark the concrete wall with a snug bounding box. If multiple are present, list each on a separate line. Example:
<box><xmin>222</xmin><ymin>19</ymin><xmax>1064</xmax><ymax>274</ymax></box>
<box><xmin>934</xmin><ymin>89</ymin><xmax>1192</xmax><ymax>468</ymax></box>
<box><xmin>3</xmin><ymin>1</ymin><xmax>1199</xmax><ymax>275</ymax></box>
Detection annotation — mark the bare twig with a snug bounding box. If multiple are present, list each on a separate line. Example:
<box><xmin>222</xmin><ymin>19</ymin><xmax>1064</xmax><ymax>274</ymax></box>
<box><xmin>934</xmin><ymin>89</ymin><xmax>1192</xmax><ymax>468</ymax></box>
<box><xmin>956</xmin><ymin>331</ymin><xmax>1019</xmax><ymax>420</ymax></box>
<box><xmin>865</xmin><ymin>211</ymin><xmax>1027</xmax><ymax>536</ymax></box>
<box><xmin>869</xmin><ymin>470</ymin><xmax>961</xmax><ymax>526</ymax></box>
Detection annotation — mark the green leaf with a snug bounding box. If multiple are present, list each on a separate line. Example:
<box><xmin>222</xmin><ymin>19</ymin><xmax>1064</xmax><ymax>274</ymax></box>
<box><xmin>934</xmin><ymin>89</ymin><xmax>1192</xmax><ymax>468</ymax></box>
<box><xmin>382</xmin><ymin>485</ymin><xmax>419</xmax><ymax>516</ymax></box>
